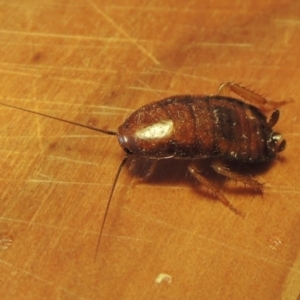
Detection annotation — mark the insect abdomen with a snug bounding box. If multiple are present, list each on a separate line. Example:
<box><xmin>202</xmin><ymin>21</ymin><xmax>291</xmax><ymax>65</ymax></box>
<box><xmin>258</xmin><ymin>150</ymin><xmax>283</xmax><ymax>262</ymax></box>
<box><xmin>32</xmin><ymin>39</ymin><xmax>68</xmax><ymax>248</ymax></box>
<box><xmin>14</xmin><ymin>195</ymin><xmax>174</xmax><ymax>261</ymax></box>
<box><xmin>159</xmin><ymin>95</ymin><xmax>272</xmax><ymax>161</ymax></box>
<box><xmin>207</xmin><ymin>96</ymin><xmax>273</xmax><ymax>162</ymax></box>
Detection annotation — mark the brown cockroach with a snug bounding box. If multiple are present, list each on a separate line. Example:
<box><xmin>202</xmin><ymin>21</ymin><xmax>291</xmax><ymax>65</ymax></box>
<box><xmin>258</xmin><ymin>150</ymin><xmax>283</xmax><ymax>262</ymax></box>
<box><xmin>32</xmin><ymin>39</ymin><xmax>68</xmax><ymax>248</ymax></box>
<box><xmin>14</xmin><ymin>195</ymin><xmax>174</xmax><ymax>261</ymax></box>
<box><xmin>0</xmin><ymin>82</ymin><xmax>289</xmax><ymax>258</ymax></box>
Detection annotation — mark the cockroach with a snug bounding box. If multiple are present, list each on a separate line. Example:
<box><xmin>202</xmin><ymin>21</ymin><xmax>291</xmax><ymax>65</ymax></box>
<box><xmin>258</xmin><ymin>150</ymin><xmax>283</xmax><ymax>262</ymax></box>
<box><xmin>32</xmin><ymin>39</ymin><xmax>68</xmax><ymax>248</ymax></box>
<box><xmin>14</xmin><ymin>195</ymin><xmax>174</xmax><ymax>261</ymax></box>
<box><xmin>0</xmin><ymin>82</ymin><xmax>289</xmax><ymax>259</ymax></box>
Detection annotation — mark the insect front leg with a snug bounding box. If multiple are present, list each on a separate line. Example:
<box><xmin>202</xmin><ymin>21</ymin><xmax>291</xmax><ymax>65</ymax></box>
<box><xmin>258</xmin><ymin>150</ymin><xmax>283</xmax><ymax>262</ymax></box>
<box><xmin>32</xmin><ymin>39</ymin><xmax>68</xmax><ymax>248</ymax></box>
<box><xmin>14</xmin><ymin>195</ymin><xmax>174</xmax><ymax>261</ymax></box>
<box><xmin>218</xmin><ymin>82</ymin><xmax>291</xmax><ymax>112</ymax></box>
<box><xmin>188</xmin><ymin>162</ymin><xmax>245</xmax><ymax>217</ymax></box>
<box><xmin>211</xmin><ymin>160</ymin><xmax>263</xmax><ymax>192</ymax></box>
<box><xmin>131</xmin><ymin>159</ymin><xmax>158</xmax><ymax>188</ymax></box>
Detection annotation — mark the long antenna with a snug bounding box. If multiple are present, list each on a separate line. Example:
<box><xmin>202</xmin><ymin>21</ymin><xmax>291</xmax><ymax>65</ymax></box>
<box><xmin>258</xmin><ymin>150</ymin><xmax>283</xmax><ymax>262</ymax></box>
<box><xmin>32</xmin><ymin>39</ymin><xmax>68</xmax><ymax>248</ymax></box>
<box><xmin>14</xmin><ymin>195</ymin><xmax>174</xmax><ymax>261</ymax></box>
<box><xmin>0</xmin><ymin>102</ymin><xmax>117</xmax><ymax>136</ymax></box>
<box><xmin>0</xmin><ymin>102</ymin><xmax>128</xmax><ymax>262</ymax></box>
<box><xmin>94</xmin><ymin>155</ymin><xmax>128</xmax><ymax>262</ymax></box>
<box><xmin>0</xmin><ymin>100</ymin><xmax>126</xmax><ymax>262</ymax></box>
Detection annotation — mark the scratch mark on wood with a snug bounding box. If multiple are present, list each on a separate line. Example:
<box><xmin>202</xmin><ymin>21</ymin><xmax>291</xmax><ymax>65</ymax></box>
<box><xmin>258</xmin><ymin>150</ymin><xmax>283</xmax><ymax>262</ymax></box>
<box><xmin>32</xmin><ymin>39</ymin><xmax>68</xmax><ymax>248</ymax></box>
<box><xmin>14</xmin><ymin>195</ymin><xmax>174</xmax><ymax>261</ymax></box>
<box><xmin>87</xmin><ymin>0</ymin><xmax>160</xmax><ymax>65</ymax></box>
<box><xmin>49</xmin><ymin>155</ymin><xmax>100</xmax><ymax>166</ymax></box>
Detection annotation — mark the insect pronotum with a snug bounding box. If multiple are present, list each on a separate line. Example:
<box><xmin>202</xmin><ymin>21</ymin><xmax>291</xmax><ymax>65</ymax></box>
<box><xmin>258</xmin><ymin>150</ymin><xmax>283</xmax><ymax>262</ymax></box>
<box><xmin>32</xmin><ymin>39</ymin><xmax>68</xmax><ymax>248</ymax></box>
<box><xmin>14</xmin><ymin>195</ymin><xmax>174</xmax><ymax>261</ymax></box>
<box><xmin>0</xmin><ymin>82</ymin><xmax>289</xmax><ymax>260</ymax></box>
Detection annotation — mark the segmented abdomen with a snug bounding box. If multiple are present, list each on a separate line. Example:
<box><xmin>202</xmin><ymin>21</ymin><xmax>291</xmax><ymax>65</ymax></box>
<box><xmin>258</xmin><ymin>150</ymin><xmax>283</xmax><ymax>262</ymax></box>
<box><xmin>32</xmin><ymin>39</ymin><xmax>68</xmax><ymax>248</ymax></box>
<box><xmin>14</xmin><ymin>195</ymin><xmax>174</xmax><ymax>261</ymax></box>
<box><xmin>160</xmin><ymin>95</ymin><xmax>273</xmax><ymax>162</ymax></box>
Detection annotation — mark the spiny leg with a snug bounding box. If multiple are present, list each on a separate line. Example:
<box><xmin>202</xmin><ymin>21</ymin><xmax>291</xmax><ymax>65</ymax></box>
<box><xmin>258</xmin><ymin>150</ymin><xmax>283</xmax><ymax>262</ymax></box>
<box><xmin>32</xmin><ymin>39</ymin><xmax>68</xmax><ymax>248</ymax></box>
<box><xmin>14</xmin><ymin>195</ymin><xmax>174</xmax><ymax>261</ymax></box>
<box><xmin>211</xmin><ymin>160</ymin><xmax>263</xmax><ymax>193</ymax></box>
<box><xmin>218</xmin><ymin>82</ymin><xmax>291</xmax><ymax>112</ymax></box>
<box><xmin>188</xmin><ymin>162</ymin><xmax>245</xmax><ymax>217</ymax></box>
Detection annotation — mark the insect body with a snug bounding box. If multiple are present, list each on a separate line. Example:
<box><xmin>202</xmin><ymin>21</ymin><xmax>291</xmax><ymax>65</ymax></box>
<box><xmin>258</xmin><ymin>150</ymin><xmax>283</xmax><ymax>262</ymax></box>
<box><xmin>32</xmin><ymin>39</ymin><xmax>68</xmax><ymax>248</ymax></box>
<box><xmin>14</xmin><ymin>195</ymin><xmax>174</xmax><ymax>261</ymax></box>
<box><xmin>0</xmin><ymin>82</ymin><xmax>289</xmax><ymax>258</ymax></box>
<box><xmin>118</xmin><ymin>95</ymin><xmax>285</xmax><ymax>161</ymax></box>
<box><xmin>114</xmin><ymin>82</ymin><xmax>287</xmax><ymax>219</ymax></box>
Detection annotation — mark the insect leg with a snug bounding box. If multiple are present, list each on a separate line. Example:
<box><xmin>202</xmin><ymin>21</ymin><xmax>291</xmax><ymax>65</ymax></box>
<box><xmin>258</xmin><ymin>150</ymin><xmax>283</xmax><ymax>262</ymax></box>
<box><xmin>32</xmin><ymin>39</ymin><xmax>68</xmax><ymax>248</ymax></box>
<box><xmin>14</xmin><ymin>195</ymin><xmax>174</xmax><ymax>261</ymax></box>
<box><xmin>218</xmin><ymin>82</ymin><xmax>291</xmax><ymax>112</ymax></box>
<box><xmin>211</xmin><ymin>160</ymin><xmax>263</xmax><ymax>192</ymax></box>
<box><xmin>131</xmin><ymin>159</ymin><xmax>158</xmax><ymax>188</ymax></box>
<box><xmin>188</xmin><ymin>162</ymin><xmax>245</xmax><ymax>217</ymax></box>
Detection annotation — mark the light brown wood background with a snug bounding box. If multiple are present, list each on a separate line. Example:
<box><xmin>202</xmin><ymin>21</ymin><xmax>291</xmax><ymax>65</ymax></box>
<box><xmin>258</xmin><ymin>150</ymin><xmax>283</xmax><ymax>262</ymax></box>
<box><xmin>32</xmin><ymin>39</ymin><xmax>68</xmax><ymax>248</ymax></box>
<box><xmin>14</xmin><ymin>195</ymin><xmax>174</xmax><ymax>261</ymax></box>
<box><xmin>0</xmin><ymin>1</ymin><xmax>300</xmax><ymax>299</ymax></box>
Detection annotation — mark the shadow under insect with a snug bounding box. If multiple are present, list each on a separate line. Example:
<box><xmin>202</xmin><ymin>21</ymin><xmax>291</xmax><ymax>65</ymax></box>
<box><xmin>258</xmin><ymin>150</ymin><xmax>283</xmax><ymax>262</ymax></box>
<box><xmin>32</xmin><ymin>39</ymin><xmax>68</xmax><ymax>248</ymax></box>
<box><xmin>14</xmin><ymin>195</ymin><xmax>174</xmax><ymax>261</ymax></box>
<box><xmin>127</xmin><ymin>156</ymin><xmax>277</xmax><ymax>207</ymax></box>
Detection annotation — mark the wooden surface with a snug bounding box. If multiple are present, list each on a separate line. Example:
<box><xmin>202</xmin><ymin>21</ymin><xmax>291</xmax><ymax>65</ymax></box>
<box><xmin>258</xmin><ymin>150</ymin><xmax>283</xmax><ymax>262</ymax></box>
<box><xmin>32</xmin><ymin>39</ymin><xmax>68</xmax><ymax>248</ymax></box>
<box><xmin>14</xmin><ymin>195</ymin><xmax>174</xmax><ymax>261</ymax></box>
<box><xmin>1</xmin><ymin>1</ymin><xmax>300</xmax><ymax>299</ymax></box>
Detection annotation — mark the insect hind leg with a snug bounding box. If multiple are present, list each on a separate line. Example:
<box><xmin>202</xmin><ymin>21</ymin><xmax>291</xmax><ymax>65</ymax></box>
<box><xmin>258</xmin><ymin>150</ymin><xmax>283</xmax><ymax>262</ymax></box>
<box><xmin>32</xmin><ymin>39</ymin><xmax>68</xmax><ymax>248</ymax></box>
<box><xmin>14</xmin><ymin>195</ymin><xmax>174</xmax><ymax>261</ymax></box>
<box><xmin>188</xmin><ymin>162</ymin><xmax>245</xmax><ymax>217</ymax></box>
<box><xmin>218</xmin><ymin>82</ymin><xmax>291</xmax><ymax>112</ymax></box>
<box><xmin>211</xmin><ymin>160</ymin><xmax>263</xmax><ymax>192</ymax></box>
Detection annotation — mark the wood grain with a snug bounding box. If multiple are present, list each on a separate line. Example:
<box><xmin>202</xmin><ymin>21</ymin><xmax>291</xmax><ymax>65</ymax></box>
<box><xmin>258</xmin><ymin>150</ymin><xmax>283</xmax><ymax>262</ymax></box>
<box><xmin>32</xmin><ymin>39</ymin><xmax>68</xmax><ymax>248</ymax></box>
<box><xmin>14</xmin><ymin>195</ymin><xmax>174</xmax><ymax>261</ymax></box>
<box><xmin>0</xmin><ymin>1</ymin><xmax>300</xmax><ymax>299</ymax></box>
